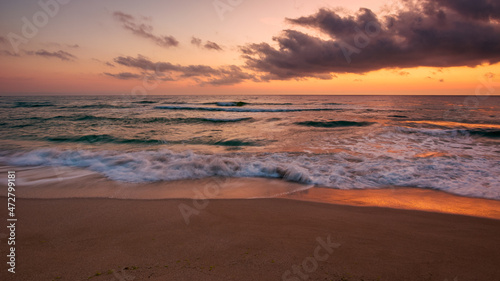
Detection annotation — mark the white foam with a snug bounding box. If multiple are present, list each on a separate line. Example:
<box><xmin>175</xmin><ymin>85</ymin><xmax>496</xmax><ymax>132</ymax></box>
<box><xmin>2</xmin><ymin>147</ymin><xmax>499</xmax><ymax>200</ymax></box>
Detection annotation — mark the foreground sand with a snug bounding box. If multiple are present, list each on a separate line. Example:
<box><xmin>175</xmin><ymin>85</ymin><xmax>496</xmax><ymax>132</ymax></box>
<box><xmin>1</xmin><ymin>198</ymin><xmax>500</xmax><ymax>281</ymax></box>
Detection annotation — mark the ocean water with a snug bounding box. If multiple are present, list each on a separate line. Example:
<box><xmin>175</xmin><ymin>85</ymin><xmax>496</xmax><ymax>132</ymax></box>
<box><xmin>0</xmin><ymin>95</ymin><xmax>499</xmax><ymax>199</ymax></box>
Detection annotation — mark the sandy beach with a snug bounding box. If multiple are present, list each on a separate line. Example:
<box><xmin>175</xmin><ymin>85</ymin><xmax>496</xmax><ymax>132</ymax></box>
<box><xmin>2</xmin><ymin>0</ymin><xmax>500</xmax><ymax>279</ymax></box>
<box><xmin>1</xmin><ymin>196</ymin><xmax>500</xmax><ymax>281</ymax></box>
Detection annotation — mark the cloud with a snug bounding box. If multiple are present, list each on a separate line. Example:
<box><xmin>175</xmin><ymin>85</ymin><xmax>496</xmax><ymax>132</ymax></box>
<box><xmin>203</xmin><ymin>41</ymin><xmax>223</xmax><ymax>51</ymax></box>
<box><xmin>191</xmin><ymin>37</ymin><xmax>202</xmax><ymax>46</ymax></box>
<box><xmin>430</xmin><ymin>0</ymin><xmax>500</xmax><ymax>21</ymax></box>
<box><xmin>241</xmin><ymin>0</ymin><xmax>500</xmax><ymax>80</ymax></box>
<box><xmin>0</xmin><ymin>36</ymin><xmax>7</xmax><ymax>45</ymax></box>
<box><xmin>44</xmin><ymin>42</ymin><xmax>80</xmax><ymax>49</ymax></box>
<box><xmin>110</xmin><ymin>55</ymin><xmax>255</xmax><ymax>86</ymax></box>
<box><xmin>484</xmin><ymin>72</ymin><xmax>495</xmax><ymax>79</ymax></box>
<box><xmin>104</xmin><ymin>72</ymin><xmax>142</xmax><ymax>80</ymax></box>
<box><xmin>113</xmin><ymin>11</ymin><xmax>178</xmax><ymax>48</ymax></box>
<box><xmin>0</xmin><ymin>48</ymin><xmax>76</xmax><ymax>60</ymax></box>
<box><xmin>113</xmin><ymin>55</ymin><xmax>215</xmax><ymax>76</ymax></box>
<box><xmin>0</xmin><ymin>50</ymin><xmax>19</xmax><ymax>57</ymax></box>
<box><xmin>191</xmin><ymin>37</ymin><xmax>223</xmax><ymax>51</ymax></box>
<box><xmin>25</xmin><ymin>49</ymin><xmax>77</xmax><ymax>61</ymax></box>
<box><xmin>93</xmin><ymin>58</ymin><xmax>115</xmax><ymax>67</ymax></box>
<box><xmin>202</xmin><ymin>65</ymin><xmax>255</xmax><ymax>86</ymax></box>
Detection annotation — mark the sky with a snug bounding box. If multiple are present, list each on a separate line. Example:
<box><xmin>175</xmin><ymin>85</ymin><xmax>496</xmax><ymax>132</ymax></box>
<box><xmin>0</xmin><ymin>0</ymin><xmax>499</xmax><ymax>95</ymax></box>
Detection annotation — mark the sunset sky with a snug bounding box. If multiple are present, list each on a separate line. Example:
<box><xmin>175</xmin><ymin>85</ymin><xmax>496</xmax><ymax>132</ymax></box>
<box><xmin>0</xmin><ymin>0</ymin><xmax>499</xmax><ymax>95</ymax></box>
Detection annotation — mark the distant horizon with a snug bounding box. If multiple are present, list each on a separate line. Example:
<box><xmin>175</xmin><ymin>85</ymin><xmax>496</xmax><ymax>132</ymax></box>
<box><xmin>2</xmin><ymin>93</ymin><xmax>500</xmax><ymax>97</ymax></box>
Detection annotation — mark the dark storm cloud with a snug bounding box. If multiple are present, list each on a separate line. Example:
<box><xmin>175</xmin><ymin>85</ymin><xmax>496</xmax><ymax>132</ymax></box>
<box><xmin>241</xmin><ymin>0</ymin><xmax>500</xmax><ymax>80</ymax></box>
<box><xmin>25</xmin><ymin>49</ymin><xmax>77</xmax><ymax>61</ymax></box>
<box><xmin>430</xmin><ymin>0</ymin><xmax>500</xmax><ymax>21</ymax></box>
<box><xmin>113</xmin><ymin>11</ymin><xmax>179</xmax><ymax>48</ymax></box>
<box><xmin>111</xmin><ymin>55</ymin><xmax>255</xmax><ymax>86</ymax></box>
<box><xmin>191</xmin><ymin>37</ymin><xmax>223</xmax><ymax>51</ymax></box>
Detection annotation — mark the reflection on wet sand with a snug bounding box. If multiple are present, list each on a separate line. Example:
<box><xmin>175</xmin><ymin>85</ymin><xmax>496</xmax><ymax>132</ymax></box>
<box><xmin>284</xmin><ymin>186</ymin><xmax>500</xmax><ymax>220</ymax></box>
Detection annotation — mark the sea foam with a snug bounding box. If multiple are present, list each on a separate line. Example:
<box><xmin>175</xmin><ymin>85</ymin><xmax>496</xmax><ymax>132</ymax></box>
<box><xmin>2</xmin><ymin>148</ymin><xmax>499</xmax><ymax>200</ymax></box>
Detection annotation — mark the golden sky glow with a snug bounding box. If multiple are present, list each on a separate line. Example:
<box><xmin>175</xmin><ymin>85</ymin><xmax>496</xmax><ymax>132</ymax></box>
<box><xmin>0</xmin><ymin>0</ymin><xmax>499</xmax><ymax>95</ymax></box>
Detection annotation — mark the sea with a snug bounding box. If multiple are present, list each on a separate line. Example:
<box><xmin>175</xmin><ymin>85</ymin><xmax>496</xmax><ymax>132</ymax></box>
<box><xmin>0</xmin><ymin>95</ymin><xmax>499</xmax><ymax>200</ymax></box>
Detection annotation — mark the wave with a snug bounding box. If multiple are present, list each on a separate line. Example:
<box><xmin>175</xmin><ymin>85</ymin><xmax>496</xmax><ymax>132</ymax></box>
<box><xmin>251</xmin><ymin>102</ymin><xmax>294</xmax><ymax>106</ymax></box>
<box><xmin>154</xmin><ymin>106</ymin><xmax>341</xmax><ymax>112</ymax></box>
<box><xmin>160</xmin><ymin>102</ymin><xmax>339</xmax><ymax>107</ymax></box>
<box><xmin>2</xmin><ymin>148</ymin><xmax>499</xmax><ymax>199</ymax></box>
<box><xmin>44</xmin><ymin>134</ymin><xmax>268</xmax><ymax>146</ymax></box>
<box><xmin>72</xmin><ymin>115</ymin><xmax>119</xmax><ymax>121</ymax></box>
<box><xmin>296</xmin><ymin>120</ymin><xmax>374</xmax><ymax>128</ymax></box>
<box><xmin>14</xmin><ymin>115</ymin><xmax>254</xmax><ymax>124</ymax></box>
<box><xmin>472</xmin><ymin>129</ymin><xmax>500</xmax><ymax>138</ymax></box>
<box><xmin>159</xmin><ymin>101</ymin><xmax>188</xmax><ymax>105</ymax></box>
<box><xmin>138</xmin><ymin>117</ymin><xmax>254</xmax><ymax>124</ymax></box>
<box><xmin>61</xmin><ymin>104</ymin><xmax>133</xmax><ymax>109</ymax></box>
<box><xmin>198</xmin><ymin>117</ymin><xmax>253</xmax><ymax>123</ymax></box>
<box><xmin>395</xmin><ymin>126</ymin><xmax>500</xmax><ymax>139</ymax></box>
<box><xmin>203</xmin><ymin>102</ymin><xmax>296</xmax><ymax>106</ymax></box>
<box><xmin>46</xmin><ymin>134</ymin><xmax>161</xmax><ymax>144</ymax></box>
<box><xmin>208</xmin><ymin>139</ymin><xmax>265</xmax><ymax>146</ymax></box>
<box><xmin>212</xmin><ymin>102</ymin><xmax>247</xmax><ymax>107</ymax></box>
<box><xmin>8</xmin><ymin>124</ymin><xmax>34</xmax><ymax>128</ymax></box>
<box><xmin>12</xmin><ymin>102</ymin><xmax>55</xmax><ymax>108</ymax></box>
<box><xmin>132</xmin><ymin>101</ymin><xmax>158</xmax><ymax>104</ymax></box>
<box><xmin>0</xmin><ymin>149</ymin><xmax>312</xmax><ymax>184</ymax></box>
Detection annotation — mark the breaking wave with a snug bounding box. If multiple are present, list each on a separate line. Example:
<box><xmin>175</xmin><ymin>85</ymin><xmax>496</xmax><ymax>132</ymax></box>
<box><xmin>1</xmin><ymin>148</ymin><xmax>499</xmax><ymax>199</ymax></box>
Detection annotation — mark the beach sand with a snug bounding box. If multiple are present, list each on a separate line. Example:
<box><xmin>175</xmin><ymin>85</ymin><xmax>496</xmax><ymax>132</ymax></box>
<box><xmin>286</xmin><ymin>187</ymin><xmax>500</xmax><ymax>220</ymax></box>
<box><xmin>1</xmin><ymin>197</ymin><xmax>500</xmax><ymax>281</ymax></box>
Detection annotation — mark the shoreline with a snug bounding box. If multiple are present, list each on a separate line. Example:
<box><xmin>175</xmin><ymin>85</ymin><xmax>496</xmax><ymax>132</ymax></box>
<box><xmin>1</xmin><ymin>164</ymin><xmax>499</xmax><ymax>220</ymax></box>
<box><xmin>1</xmin><ymin>197</ymin><xmax>500</xmax><ymax>281</ymax></box>
<box><xmin>3</xmin><ymin>185</ymin><xmax>500</xmax><ymax>221</ymax></box>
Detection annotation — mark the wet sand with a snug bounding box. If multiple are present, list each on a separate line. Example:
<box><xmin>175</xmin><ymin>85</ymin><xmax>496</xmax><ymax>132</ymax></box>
<box><xmin>1</xmin><ymin>197</ymin><xmax>500</xmax><ymax>281</ymax></box>
<box><xmin>286</xmin><ymin>186</ymin><xmax>500</xmax><ymax>220</ymax></box>
<box><xmin>2</xmin><ymin>165</ymin><xmax>500</xmax><ymax>220</ymax></box>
